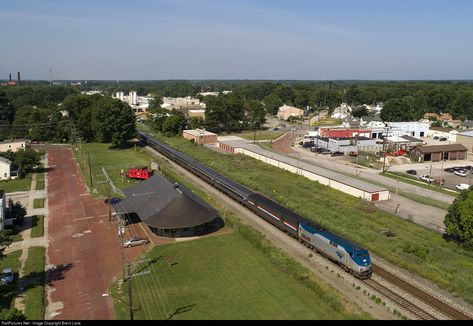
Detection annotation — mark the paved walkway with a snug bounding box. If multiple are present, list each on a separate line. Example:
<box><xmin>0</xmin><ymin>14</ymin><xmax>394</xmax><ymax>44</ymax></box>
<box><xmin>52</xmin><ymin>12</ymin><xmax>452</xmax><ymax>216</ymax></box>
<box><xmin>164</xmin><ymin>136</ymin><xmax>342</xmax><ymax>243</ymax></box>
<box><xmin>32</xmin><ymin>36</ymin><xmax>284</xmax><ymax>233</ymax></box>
<box><xmin>270</xmin><ymin>135</ymin><xmax>452</xmax><ymax>233</ymax></box>
<box><xmin>4</xmin><ymin>154</ymin><xmax>49</xmax><ymax>313</ymax></box>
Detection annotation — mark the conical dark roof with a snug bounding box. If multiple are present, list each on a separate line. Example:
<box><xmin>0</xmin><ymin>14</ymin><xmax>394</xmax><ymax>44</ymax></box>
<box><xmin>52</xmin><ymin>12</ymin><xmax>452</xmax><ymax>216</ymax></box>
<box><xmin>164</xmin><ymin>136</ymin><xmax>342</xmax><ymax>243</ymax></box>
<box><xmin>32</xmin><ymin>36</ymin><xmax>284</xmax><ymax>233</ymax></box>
<box><xmin>112</xmin><ymin>174</ymin><xmax>218</xmax><ymax>229</ymax></box>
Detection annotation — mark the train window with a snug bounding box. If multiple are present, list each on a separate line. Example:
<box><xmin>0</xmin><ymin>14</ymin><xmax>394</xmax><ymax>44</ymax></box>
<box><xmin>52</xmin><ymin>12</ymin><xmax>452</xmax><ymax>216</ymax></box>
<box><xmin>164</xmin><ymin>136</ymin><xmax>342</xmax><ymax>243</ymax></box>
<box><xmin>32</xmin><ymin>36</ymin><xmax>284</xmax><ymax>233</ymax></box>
<box><xmin>329</xmin><ymin>241</ymin><xmax>338</xmax><ymax>248</ymax></box>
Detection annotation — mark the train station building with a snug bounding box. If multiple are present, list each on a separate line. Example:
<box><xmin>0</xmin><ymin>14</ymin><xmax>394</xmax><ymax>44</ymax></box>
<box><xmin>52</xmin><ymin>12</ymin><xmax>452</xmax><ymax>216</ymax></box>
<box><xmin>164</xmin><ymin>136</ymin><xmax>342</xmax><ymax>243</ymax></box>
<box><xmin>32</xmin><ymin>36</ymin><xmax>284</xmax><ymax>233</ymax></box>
<box><xmin>111</xmin><ymin>174</ymin><xmax>222</xmax><ymax>238</ymax></box>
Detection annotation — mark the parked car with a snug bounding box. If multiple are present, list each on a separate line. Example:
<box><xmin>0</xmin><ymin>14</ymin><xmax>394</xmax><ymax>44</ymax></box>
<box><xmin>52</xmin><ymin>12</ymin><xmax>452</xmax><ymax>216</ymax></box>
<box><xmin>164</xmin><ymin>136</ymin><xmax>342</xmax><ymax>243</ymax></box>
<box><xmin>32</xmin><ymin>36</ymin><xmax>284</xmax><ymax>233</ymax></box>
<box><xmin>433</xmin><ymin>136</ymin><xmax>440</xmax><ymax>140</ymax></box>
<box><xmin>456</xmin><ymin>184</ymin><xmax>470</xmax><ymax>191</ymax></box>
<box><xmin>454</xmin><ymin>170</ymin><xmax>468</xmax><ymax>177</ymax></box>
<box><xmin>439</xmin><ymin>137</ymin><xmax>448</xmax><ymax>142</ymax></box>
<box><xmin>320</xmin><ymin>149</ymin><xmax>332</xmax><ymax>155</ymax></box>
<box><xmin>1</xmin><ymin>268</ymin><xmax>14</xmax><ymax>285</ymax></box>
<box><xmin>406</xmin><ymin>170</ymin><xmax>417</xmax><ymax>176</ymax></box>
<box><xmin>444</xmin><ymin>168</ymin><xmax>455</xmax><ymax>173</ymax></box>
<box><xmin>123</xmin><ymin>237</ymin><xmax>150</xmax><ymax>248</ymax></box>
<box><xmin>420</xmin><ymin>175</ymin><xmax>435</xmax><ymax>183</ymax></box>
<box><xmin>331</xmin><ymin>151</ymin><xmax>344</xmax><ymax>157</ymax></box>
<box><xmin>349</xmin><ymin>151</ymin><xmax>358</xmax><ymax>157</ymax></box>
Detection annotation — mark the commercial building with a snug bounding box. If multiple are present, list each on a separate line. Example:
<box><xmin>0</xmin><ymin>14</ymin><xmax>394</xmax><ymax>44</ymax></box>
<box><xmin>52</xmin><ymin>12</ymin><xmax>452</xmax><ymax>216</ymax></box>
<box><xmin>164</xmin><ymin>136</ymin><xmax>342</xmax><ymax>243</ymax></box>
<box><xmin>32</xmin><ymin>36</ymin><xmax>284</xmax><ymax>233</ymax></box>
<box><xmin>183</xmin><ymin>130</ymin><xmax>218</xmax><ymax>145</ymax></box>
<box><xmin>386</xmin><ymin>122</ymin><xmax>430</xmax><ymax>138</ymax></box>
<box><xmin>112</xmin><ymin>174</ymin><xmax>221</xmax><ymax>238</ymax></box>
<box><xmin>319</xmin><ymin>128</ymin><xmax>372</xmax><ymax>139</ymax></box>
<box><xmin>410</xmin><ymin>144</ymin><xmax>468</xmax><ymax>163</ymax></box>
<box><xmin>456</xmin><ymin>130</ymin><xmax>473</xmax><ymax>155</ymax></box>
<box><xmin>277</xmin><ymin>105</ymin><xmax>304</xmax><ymax>121</ymax></box>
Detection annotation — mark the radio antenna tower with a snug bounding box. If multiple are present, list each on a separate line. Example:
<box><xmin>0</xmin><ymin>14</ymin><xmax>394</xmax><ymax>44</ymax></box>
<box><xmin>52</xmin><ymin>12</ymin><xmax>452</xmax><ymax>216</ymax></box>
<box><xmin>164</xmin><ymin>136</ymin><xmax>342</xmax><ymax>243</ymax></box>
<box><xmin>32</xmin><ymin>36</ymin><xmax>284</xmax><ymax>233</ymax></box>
<box><xmin>49</xmin><ymin>65</ymin><xmax>53</xmax><ymax>85</ymax></box>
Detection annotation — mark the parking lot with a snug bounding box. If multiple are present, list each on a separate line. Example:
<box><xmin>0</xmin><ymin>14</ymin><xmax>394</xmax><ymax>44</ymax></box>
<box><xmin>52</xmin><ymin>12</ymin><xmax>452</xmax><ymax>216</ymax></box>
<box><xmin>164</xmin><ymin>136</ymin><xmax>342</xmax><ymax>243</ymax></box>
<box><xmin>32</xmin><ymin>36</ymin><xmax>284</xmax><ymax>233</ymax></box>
<box><xmin>297</xmin><ymin>136</ymin><xmax>472</xmax><ymax>191</ymax></box>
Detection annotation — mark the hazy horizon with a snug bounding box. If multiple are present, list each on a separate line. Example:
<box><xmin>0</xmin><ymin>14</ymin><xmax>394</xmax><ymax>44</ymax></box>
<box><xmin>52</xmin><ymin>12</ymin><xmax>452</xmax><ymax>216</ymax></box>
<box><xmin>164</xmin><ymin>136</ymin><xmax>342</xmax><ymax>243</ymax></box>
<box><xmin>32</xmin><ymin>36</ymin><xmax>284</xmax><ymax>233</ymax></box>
<box><xmin>2</xmin><ymin>0</ymin><xmax>473</xmax><ymax>81</ymax></box>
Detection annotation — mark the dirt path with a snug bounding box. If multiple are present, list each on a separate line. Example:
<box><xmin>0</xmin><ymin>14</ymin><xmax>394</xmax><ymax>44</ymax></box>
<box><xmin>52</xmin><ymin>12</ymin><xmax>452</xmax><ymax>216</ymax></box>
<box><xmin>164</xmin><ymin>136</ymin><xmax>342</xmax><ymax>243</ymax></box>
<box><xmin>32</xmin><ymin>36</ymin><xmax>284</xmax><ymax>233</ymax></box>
<box><xmin>45</xmin><ymin>146</ymin><xmax>144</xmax><ymax>320</ymax></box>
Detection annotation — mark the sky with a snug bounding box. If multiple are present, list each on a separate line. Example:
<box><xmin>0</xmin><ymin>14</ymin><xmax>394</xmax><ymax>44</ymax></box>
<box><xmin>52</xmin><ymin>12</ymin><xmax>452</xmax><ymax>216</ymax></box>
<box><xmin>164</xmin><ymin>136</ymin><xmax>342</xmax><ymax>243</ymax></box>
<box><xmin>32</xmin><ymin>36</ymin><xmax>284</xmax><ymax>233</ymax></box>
<box><xmin>1</xmin><ymin>0</ymin><xmax>473</xmax><ymax>80</ymax></box>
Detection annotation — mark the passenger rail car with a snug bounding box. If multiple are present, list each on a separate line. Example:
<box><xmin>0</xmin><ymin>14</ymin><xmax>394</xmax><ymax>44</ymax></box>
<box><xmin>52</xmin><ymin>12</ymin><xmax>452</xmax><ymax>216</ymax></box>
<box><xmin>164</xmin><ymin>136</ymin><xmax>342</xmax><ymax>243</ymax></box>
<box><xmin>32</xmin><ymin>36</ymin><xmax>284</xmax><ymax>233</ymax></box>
<box><xmin>137</xmin><ymin>132</ymin><xmax>372</xmax><ymax>279</ymax></box>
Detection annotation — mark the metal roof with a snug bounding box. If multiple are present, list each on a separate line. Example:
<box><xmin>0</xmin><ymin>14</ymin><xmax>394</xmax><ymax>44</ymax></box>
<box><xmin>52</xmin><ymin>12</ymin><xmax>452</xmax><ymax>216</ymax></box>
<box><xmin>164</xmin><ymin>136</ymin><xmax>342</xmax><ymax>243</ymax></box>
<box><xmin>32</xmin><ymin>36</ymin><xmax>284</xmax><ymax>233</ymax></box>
<box><xmin>415</xmin><ymin>144</ymin><xmax>468</xmax><ymax>154</ymax></box>
<box><xmin>218</xmin><ymin>139</ymin><xmax>387</xmax><ymax>194</ymax></box>
<box><xmin>112</xmin><ymin>174</ymin><xmax>218</xmax><ymax>229</ymax></box>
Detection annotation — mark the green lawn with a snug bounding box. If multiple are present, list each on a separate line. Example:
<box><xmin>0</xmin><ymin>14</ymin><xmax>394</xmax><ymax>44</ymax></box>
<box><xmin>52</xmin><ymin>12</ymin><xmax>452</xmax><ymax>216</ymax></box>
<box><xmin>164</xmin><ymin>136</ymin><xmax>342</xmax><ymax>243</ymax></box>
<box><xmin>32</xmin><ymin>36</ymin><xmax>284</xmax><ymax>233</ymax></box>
<box><xmin>146</xmin><ymin>132</ymin><xmax>473</xmax><ymax>305</ymax></box>
<box><xmin>30</xmin><ymin>216</ymin><xmax>44</xmax><ymax>239</ymax></box>
<box><xmin>227</xmin><ymin>131</ymin><xmax>286</xmax><ymax>141</ymax></box>
<box><xmin>33</xmin><ymin>198</ymin><xmax>45</xmax><ymax>209</ymax></box>
<box><xmin>35</xmin><ymin>174</ymin><xmax>45</xmax><ymax>191</ymax></box>
<box><xmin>0</xmin><ymin>174</ymin><xmax>32</xmax><ymax>194</ymax></box>
<box><xmin>23</xmin><ymin>247</ymin><xmax>45</xmax><ymax>320</ymax></box>
<box><xmin>73</xmin><ymin>142</ymin><xmax>156</xmax><ymax>198</ymax></box>
<box><xmin>111</xmin><ymin>234</ymin><xmax>369</xmax><ymax>320</ymax></box>
<box><xmin>0</xmin><ymin>250</ymin><xmax>22</xmax><ymax>310</ymax></box>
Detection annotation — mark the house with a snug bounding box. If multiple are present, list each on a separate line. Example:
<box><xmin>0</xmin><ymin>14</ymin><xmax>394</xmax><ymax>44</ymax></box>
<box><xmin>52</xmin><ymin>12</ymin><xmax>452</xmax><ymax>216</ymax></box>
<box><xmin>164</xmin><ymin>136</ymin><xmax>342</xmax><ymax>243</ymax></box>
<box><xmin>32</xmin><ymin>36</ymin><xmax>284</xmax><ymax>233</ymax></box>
<box><xmin>0</xmin><ymin>157</ymin><xmax>12</xmax><ymax>181</ymax></box>
<box><xmin>424</xmin><ymin>113</ymin><xmax>440</xmax><ymax>121</ymax></box>
<box><xmin>386</xmin><ymin>136</ymin><xmax>424</xmax><ymax>152</ymax></box>
<box><xmin>277</xmin><ymin>105</ymin><xmax>304</xmax><ymax>120</ymax></box>
<box><xmin>410</xmin><ymin>144</ymin><xmax>467</xmax><ymax>163</ymax></box>
<box><xmin>331</xmin><ymin>103</ymin><xmax>352</xmax><ymax>120</ymax></box>
<box><xmin>460</xmin><ymin>120</ymin><xmax>473</xmax><ymax>130</ymax></box>
<box><xmin>0</xmin><ymin>190</ymin><xmax>5</xmax><ymax>230</ymax></box>
<box><xmin>439</xmin><ymin>113</ymin><xmax>453</xmax><ymax>122</ymax></box>
<box><xmin>342</xmin><ymin>116</ymin><xmax>361</xmax><ymax>128</ymax></box>
<box><xmin>0</xmin><ymin>139</ymin><xmax>27</xmax><ymax>153</ymax></box>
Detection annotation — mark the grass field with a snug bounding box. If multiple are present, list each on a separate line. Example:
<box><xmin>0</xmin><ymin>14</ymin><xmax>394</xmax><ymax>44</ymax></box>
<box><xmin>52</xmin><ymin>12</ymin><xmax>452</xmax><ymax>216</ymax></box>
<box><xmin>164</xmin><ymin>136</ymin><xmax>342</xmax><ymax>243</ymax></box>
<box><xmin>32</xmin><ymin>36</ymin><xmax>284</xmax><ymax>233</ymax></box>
<box><xmin>0</xmin><ymin>174</ymin><xmax>32</xmax><ymax>194</ymax></box>
<box><xmin>73</xmin><ymin>142</ymin><xmax>156</xmax><ymax>198</ymax></box>
<box><xmin>33</xmin><ymin>198</ymin><xmax>45</xmax><ymax>209</ymax></box>
<box><xmin>35</xmin><ymin>173</ymin><xmax>45</xmax><ymax>191</ymax></box>
<box><xmin>30</xmin><ymin>216</ymin><xmax>44</xmax><ymax>239</ymax></box>
<box><xmin>227</xmin><ymin>130</ymin><xmax>286</xmax><ymax>141</ymax></box>
<box><xmin>111</xmin><ymin>234</ymin><xmax>369</xmax><ymax>320</ymax></box>
<box><xmin>78</xmin><ymin>139</ymin><xmax>371</xmax><ymax>319</ymax></box>
<box><xmin>0</xmin><ymin>250</ymin><xmax>22</xmax><ymax>310</ymax></box>
<box><xmin>23</xmin><ymin>247</ymin><xmax>45</xmax><ymax>320</ymax></box>
<box><xmin>145</xmin><ymin>132</ymin><xmax>473</xmax><ymax>305</ymax></box>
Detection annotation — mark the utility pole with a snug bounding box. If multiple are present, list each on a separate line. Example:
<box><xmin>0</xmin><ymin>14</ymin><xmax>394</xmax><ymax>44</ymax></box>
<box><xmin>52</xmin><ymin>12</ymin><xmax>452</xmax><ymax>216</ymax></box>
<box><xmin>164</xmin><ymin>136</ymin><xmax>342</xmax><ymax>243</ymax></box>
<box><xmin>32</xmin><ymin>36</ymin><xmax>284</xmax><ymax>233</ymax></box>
<box><xmin>88</xmin><ymin>152</ymin><xmax>93</xmax><ymax>188</ymax></box>
<box><xmin>382</xmin><ymin>128</ymin><xmax>388</xmax><ymax>173</ymax></box>
<box><xmin>49</xmin><ymin>66</ymin><xmax>53</xmax><ymax>86</ymax></box>
<box><xmin>127</xmin><ymin>263</ymin><xmax>134</xmax><ymax>321</ymax></box>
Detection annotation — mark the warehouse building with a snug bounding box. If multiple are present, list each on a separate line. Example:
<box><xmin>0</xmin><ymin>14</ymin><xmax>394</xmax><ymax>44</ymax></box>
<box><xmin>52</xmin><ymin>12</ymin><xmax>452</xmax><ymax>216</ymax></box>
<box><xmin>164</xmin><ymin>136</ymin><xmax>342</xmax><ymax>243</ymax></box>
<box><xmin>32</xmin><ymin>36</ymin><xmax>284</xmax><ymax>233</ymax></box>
<box><xmin>410</xmin><ymin>144</ymin><xmax>468</xmax><ymax>163</ymax></box>
<box><xmin>112</xmin><ymin>174</ymin><xmax>222</xmax><ymax>238</ymax></box>
<box><xmin>456</xmin><ymin>131</ymin><xmax>473</xmax><ymax>156</ymax></box>
<box><xmin>218</xmin><ymin>137</ymin><xmax>389</xmax><ymax>202</ymax></box>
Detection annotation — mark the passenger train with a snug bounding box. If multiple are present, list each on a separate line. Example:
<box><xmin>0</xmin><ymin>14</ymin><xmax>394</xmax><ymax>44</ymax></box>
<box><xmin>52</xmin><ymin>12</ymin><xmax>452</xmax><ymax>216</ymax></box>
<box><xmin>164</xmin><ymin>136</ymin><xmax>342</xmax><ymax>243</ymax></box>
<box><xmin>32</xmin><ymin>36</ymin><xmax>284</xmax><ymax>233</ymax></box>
<box><xmin>137</xmin><ymin>132</ymin><xmax>373</xmax><ymax>279</ymax></box>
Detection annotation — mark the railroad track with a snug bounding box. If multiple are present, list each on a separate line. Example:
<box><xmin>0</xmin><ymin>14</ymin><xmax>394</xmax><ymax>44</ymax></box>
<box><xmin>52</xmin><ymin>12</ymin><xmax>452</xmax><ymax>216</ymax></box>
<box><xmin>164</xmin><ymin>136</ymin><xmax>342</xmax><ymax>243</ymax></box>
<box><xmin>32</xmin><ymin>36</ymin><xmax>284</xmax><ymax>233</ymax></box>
<box><xmin>369</xmin><ymin>264</ymin><xmax>470</xmax><ymax>320</ymax></box>
<box><xmin>364</xmin><ymin>278</ymin><xmax>436</xmax><ymax>320</ymax></box>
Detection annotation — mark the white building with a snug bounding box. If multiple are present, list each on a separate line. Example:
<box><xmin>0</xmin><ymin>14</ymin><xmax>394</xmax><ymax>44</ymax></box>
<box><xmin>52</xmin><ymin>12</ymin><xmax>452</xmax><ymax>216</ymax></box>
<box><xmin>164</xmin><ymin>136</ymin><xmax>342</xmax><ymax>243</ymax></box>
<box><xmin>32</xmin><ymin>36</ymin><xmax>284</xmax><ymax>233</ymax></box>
<box><xmin>386</xmin><ymin>122</ymin><xmax>430</xmax><ymax>138</ymax></box>
<box><xmin>115</xmin><ymin>92</ymin><xmax>125</xmax><ymax>102</ymax></box>
<box><xmin>197</xmin><ymin>92</ymin><xmax>220</xmax><ymax>97</ymax></box>
<box><xmin>0</xmin><ymin>157</ymin><xmax>12</xmax><ymax>181</ymax></box>
<box><xmin>331</xmin><ymin>103</ymin><xmax>352</xmax><ymax>119</ymax></box>
<box><xmin>0</xmin><ymin>190</ymin><xmax>5</xmax><ymax>230</ymax></box>
<box><xmin>0</xmin><ymin>139</ymin><xmax>27</xmax><ymax>153</ymax></box>
<box><xmin>277</xmin><ymin>105</ymin><xmax>304</xmax><ymax>120</ymax></box>
<box><xmin>129</xmin><ymin>91</ymin><xmax>138</xmax><ymax>106</ymax></box>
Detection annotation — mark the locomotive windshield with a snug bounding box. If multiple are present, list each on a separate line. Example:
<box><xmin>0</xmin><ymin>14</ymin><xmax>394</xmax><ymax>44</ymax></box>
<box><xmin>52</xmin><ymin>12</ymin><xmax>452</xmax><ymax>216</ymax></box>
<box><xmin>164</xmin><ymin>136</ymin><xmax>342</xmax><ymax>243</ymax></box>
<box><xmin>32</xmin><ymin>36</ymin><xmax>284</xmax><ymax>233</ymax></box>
<box><xmin>352</xmin><ymin>250</ymin><xmax>371</xmax><ymax>266</ymax></box>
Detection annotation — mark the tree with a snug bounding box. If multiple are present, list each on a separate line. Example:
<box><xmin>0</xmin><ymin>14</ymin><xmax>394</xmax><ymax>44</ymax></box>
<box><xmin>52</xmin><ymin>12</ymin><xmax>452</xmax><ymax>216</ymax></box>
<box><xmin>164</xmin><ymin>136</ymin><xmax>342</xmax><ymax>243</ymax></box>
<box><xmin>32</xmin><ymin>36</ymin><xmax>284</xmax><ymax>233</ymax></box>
<box><xmin>0</xmin><ymin>230</ymin><xmax>13</xmax><ymax>259</ymax></box>
<box><xmin>263</xmin><ymin>94</ymin><xmax>283</xmax><ymax>115</ymax></box>
<box><xmin>162</xmin><ymin>115</ymin><xmax>185</xmax><ymax>136</ymax></box>
<box><xmin>352</xmin><ymin>106</ymin><xmax>369</xmax><ymax>118</ymax></box>
<box><xmin>245</xmin><ymin>100</ymin><xmax>266</xmax><ymax>129</ymax></box>
<box><xmin>0</xmin><ymin>308</ymin><xmax>26</xmax><ymax>321</ymax></box>
<box><xmin>444</xmin><ymin>189</ymin><xmax>473</xmax><ymax>248</ymax></box>
<box><xmin>91</xmin><ymin>97</ymin><xmax>136</xmax><ymax>147</ymax></box>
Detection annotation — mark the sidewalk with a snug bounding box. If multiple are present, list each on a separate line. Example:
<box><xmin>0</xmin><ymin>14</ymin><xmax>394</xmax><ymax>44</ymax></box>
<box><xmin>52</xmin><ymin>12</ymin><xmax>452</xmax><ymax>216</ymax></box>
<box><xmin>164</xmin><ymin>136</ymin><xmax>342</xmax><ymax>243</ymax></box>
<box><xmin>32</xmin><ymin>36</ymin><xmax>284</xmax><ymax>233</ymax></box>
<box><xmin>4</xmin><ymin>154</ymin><xmax>49</xmax><ymax>313</ymax></box>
